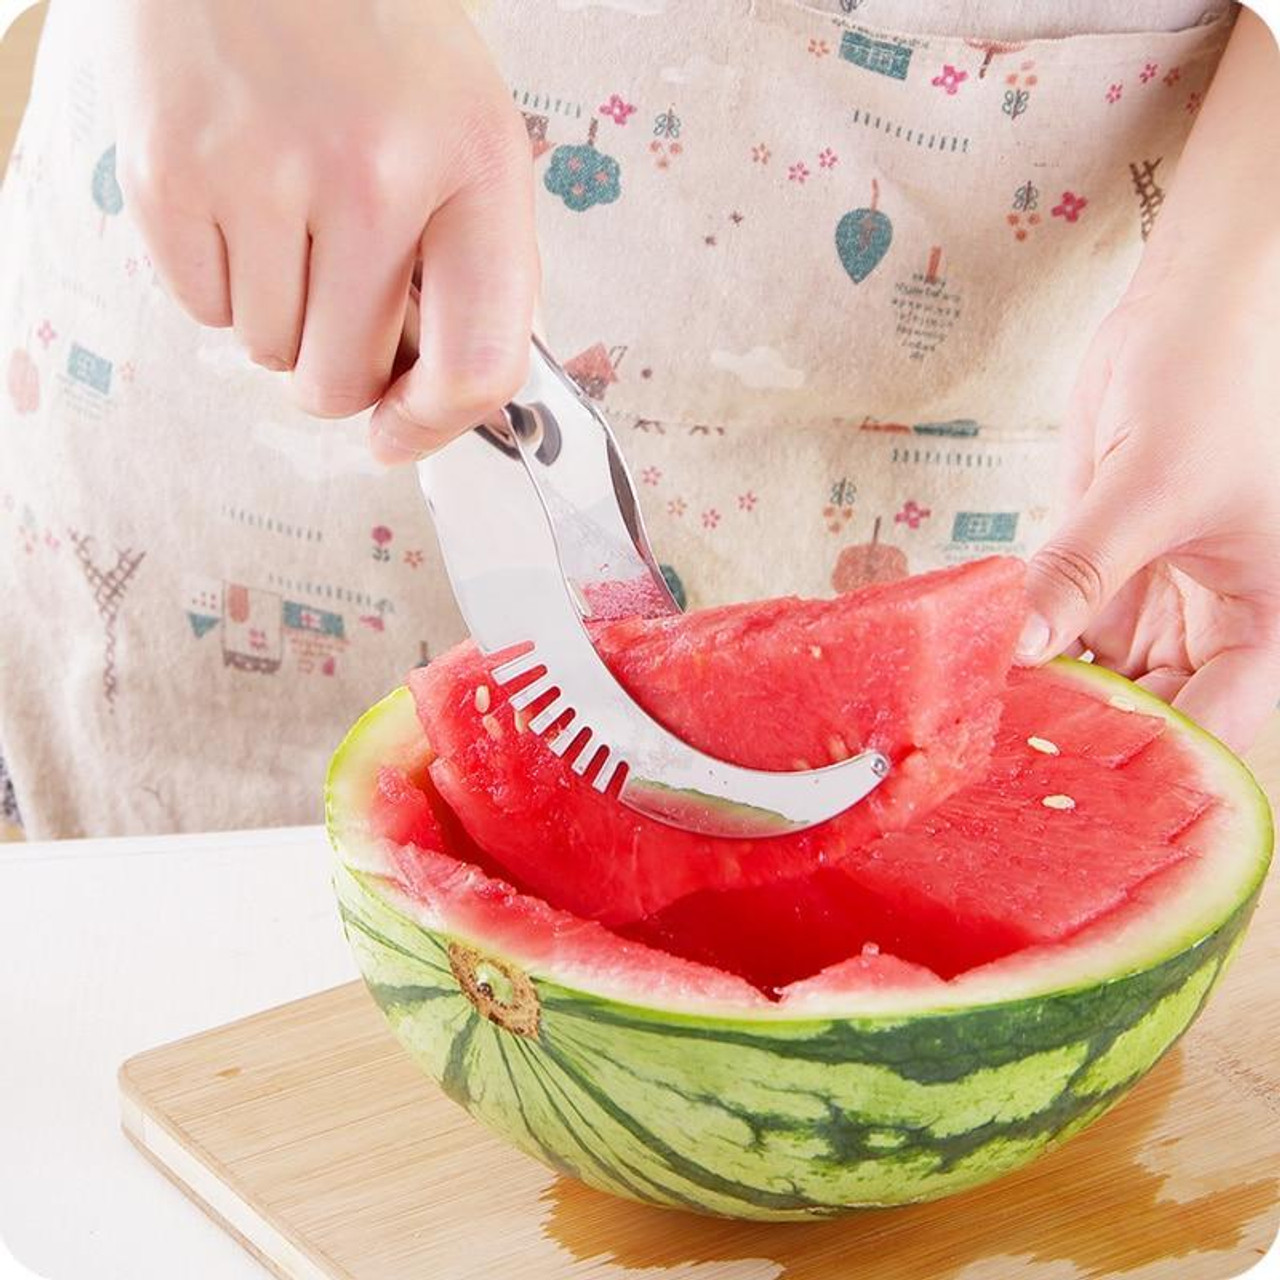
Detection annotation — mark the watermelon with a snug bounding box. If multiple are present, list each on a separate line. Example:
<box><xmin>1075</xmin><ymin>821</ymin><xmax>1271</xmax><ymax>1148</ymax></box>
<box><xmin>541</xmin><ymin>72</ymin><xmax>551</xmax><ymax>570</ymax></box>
<box><xmin>414</xmin><ymin>558</ymin><xmax>1025</xmax><ymax>924</ymax></box>
<box><xmin>326</xmin><ymin>560</ymin><xmax>1272</xmax><ymax>1220</ymax></box>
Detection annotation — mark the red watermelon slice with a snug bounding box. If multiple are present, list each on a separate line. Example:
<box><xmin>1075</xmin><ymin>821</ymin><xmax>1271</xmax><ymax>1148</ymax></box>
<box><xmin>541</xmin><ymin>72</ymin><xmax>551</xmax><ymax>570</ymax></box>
<box><xmin>410</xmin><ymin>557</ymin><xmax>1026</xmax><ymax>924</ymax></box>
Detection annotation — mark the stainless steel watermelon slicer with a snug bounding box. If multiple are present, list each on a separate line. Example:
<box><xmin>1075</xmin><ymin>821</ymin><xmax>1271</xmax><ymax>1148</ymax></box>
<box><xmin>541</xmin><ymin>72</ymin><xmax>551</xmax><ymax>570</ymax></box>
<box><xmin>416</xmin><ymin>337</ymin><xmax>889</xmax><ymax>838</ymax></box>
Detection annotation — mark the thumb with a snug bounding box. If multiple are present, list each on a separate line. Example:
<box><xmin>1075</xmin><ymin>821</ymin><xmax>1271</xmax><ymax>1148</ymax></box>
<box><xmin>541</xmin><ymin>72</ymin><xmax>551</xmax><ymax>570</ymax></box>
<box><xmin>1018</xmin><ymin>455</ymin><xmax>1174</xmax><ymax>664</ymax></box>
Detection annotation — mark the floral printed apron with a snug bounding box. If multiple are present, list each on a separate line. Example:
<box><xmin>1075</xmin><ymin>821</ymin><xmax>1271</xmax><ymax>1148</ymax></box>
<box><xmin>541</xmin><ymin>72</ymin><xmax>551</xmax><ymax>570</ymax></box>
<box><xmin>0</xmin><ymin>0</ymin><xmax>1235</xmax><ymax>837</ymax></box>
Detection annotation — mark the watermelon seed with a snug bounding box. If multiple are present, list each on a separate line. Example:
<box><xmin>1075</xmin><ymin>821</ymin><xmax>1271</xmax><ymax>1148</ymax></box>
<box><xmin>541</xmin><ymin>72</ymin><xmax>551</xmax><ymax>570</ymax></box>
<box><xmin>793</xmin><ymin>758</ymin><xmax>813</xmax><ymax>771</ymax></box>
<box><xmin>476</xmin><ymin>981</ymin><xmax>494</xmax><ymax>999</ymax></box>
<box><xmin>513</xmin><ymin>709</ymin><xmax>529</xmax><ymax>734</ymax></box>
<box><xmin>828</xmin><ymin>734</ymin><xmax>850</xmax><ymax>763</ymax></box>
<box><xmin>482</xmin><ymin>713</ymin><xmax>503</xmax><ymax>740</ymax></box>
<box><xmin>474</xmin><ymin>684</ymin><xmax>492</xmax><ymax>714</ymax></box>
<box><xmin>1027</xmin><ymin>736</ymin><xmax>1060</xmax><ymax>756</ymax></box>
<box><xmin>1109</xmin><ymin>694</ymin><xmax>1137</xmax><ymax>712</ymax></box>
<box><xmin>1041</xmin><ymin>793</ymin><xmax>1076</xmax><ymax>811</ymax></box>
<box><xmin>809</xmin><ymin>645</ymin><xmax>823</xmax><ymax>659</ymax></box>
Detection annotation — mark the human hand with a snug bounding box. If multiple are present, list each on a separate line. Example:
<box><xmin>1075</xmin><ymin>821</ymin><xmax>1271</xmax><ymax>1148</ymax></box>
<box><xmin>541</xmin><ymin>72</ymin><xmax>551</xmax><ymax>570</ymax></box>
<box><xmin>1018</xmin><ymin>255</ymin><xmax>1280</xmax><ymax>753</ymax></box>
<box><xmin>1018</xmin><ymin>10</ymin><xmax>1280</xmax><ymax>754</ymax></box>
<box><xmin>109</xmin><ymin>0</ymin><xmax>537</xmax><ymax>460</ymax></box>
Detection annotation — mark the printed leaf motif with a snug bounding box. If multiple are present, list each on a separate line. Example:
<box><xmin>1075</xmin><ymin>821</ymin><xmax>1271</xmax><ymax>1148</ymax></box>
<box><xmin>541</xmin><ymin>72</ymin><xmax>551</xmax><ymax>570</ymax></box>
<box><xmin>92</xmin><ymin>145</ymin><xmax>124</xmax><ymax>216</ymax></box>
<box><xmin>836</xmin><ymin>207</ymin><xmax>893</xmax><ymax>283</ymax></box>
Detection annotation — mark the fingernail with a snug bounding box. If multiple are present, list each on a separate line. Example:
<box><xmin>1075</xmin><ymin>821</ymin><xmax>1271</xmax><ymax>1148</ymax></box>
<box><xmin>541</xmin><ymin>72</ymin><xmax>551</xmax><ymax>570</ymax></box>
<box><xmin>1016</xmin><ymin>612</ymin><xmax>1052</xmax><ymax>664</ymax></box>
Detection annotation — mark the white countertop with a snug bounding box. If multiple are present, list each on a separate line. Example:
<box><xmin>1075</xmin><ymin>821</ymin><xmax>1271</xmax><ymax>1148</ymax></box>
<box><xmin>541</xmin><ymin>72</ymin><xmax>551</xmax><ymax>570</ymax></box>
<box><xmin>0</xmin><ymin>826</ymin><xmax>357</xmax><ymax>1280</ymax></box>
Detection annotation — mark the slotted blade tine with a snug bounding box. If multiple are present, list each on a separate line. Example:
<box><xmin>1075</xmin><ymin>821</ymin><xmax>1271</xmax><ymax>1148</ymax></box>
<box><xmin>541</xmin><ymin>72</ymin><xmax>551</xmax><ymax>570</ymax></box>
<box><xmin>546</xmin><ymin>719</ymin><xmax>585</xmax><ymax>758</ymax></box>
<box><xmin>527</xmin><ymin>697</ymin><xmax>568</xmax><ymax>736</ymax></box>
<box><xmin>508</xmin><ymin>676</ymin><xmax>554</xmax><ymax>712</ymax></box>
<box><xmin>571</xmin><ymin>740</ymin><xmax>607</xmax><ymax>777</ymax></box>
<box><xmin>491</xmin><ymin>647</ymin><xmax>544</xmax><ymax>686</ymax></box>
<box><xmin>591</xmin><ymin>750</ymin><xmax>621</xmax><ymax>793</ymax></box>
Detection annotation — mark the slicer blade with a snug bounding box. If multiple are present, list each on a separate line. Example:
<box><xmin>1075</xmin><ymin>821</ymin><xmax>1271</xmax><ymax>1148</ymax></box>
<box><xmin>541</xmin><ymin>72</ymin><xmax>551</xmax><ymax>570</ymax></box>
<box><xmin>416</xmin><ymin>339</ymin><xmax>890</xmax><ymax>837</ymax></box>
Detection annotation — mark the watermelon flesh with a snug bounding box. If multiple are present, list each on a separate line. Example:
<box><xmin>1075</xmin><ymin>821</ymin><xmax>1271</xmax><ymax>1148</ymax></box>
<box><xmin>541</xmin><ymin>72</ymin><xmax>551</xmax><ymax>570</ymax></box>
<box><xmin>376</xmin><ymin>557</ymin><xmax>1218</xmax><ymax>996</ymax></box>
<box><xmin>412</xmin><ymin>557</ymin><xmax>1025</xmax><ymax>924</ymax></box>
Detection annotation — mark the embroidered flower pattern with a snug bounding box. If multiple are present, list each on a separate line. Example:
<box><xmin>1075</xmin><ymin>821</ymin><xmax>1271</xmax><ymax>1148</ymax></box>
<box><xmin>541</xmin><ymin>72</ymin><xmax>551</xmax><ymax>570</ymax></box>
<box><xmin>598</xmin><ymin>94</ymin><xmax>636</xmax><ymax>125</ymax></box>
<box><xmin>1052</xmin><ymin>190</ymin><xmax>1088</xmax><ymax>223</ymax></box>
<box><xmin>895</xmin><ymin>499</ymin><xmax>931</xmax><ymax>529</ymax></box>
<box><xmin>788</xmin><ymin>161</ymin><xmax>810</xmax><ymax>184</ymax></box>
<box><xmin>371</xmin><ymin>525</ymin><xmax>394</xmax><ymax>561</ymax></box>
<box><xmin>1106</xmin><ymin>82</ymin><xmax>1123</xmax><ymax>104</ymax></box>
<box><xmin>931</xmin><ymin>65</ymin><xmax>968</xmax><ymax>95</ymax></box>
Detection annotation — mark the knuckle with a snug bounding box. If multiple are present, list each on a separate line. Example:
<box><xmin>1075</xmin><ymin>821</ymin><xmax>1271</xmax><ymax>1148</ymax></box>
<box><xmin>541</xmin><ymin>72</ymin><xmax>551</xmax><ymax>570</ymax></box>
<box><xmin>454</xmin><ymin>100</ymin><xmax>530</xmax><ymax>186</ymax></box>
<box><xmin>1034</xmin><ymin>542</ymin><xmax>1110</xmax><ymax>610</ymax></box>
<box><xmin>444</xmin><ymin>352</ymin><xmax>528</xmax><ymax>417</ymax></box>
<box><xmin>121</xmin><ymin>136</ymin><xmax>197</xmax><ymax>209</ymax></box>
<box><xmin>334</xmin><ymin>148</ymin><xmax>396</xmax><ymax>222</ymax></box>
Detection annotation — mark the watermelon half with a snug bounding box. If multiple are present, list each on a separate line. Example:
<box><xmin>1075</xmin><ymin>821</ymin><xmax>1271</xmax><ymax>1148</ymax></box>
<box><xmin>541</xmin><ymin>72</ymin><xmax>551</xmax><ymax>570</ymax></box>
<box><xmin>326</xmin><ymin>561</ymin><xmax>1272</xmax><ymax>1220</ymax></box>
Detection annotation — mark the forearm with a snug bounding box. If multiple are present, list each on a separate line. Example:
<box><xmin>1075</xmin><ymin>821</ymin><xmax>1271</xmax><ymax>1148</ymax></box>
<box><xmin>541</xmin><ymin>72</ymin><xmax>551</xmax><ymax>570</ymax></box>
<box><xmin>1135</xmin><ymin>7</ymin><xmax>1280</xmax><ymax>290</ymax></box>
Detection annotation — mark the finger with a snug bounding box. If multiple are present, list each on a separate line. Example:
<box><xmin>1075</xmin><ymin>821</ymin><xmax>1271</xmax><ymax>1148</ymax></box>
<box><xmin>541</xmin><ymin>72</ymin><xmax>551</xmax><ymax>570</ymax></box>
<box><xmin>225</xmin><ymin>218</ymin><xmax>310</xmax><ymax>371</ymax></box>
<box><xmin>389</xmin><ymin>284</ymin><xmax>421</xmax><ymax>386</ymax></box>
<box><xmin>1172</xmin><ymin>646</ymin><xmax>1280</xmax><ymax>755</ymax></box>
<box><xmin>1136</xmin><ymin>666</ymin><xmax>1191</xmax><ymax>704</ymax></box>
<box><xmin>1019</xmin><ymin>456</ymin><xmax>1178</xmax><ymax>665</ymax></box>
<box><xmin>1075</xmin><ymin>568</ymin><xmax>1161</xmax><ymax>679</ymax></box>
<box><xmin>370</xmin><ymin>131</ymin><xmax>538</xmax><ymax>462</ymax></box>
<box><xmin>1061</xmin><ymin>326</ymin><xmax>1115</xmax><ymax>505</ymax></box>
<box><xmin>128</xmin><ymin>200</ymin><xmax>232</xmax><ymax>328</ymax></box>
<box><xmin>291</xmin><ymin>222</ymin><xmax>418</xmax><ymax>419</ymax></box>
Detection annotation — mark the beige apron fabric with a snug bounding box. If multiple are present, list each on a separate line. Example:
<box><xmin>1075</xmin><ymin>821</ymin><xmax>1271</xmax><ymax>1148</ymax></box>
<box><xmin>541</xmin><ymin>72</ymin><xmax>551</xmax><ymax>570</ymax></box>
<box><xmin>0</xmin><ymin>1</ymin><xmax>1234</xmax><ymax>838</ymax></box>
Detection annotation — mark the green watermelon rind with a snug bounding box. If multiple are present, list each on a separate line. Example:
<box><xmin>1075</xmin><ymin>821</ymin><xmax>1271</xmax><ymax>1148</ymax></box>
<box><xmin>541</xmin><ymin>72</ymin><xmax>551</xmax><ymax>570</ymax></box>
<box><xmin>324</xmin><ymin>659</ymin><xmax>1271</xmax><ymax>1218</ymax></box>
<box><xmin>330</xmin><ymin>858</ymin><xmax>1252</xmax><ymax>1217</ymax></box>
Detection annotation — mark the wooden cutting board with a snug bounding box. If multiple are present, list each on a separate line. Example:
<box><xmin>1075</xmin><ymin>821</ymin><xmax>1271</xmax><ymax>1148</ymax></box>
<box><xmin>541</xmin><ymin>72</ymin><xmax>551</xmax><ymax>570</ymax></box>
<box><xmin>119</xmin><ymin>729</ymin><xmax>1280</xmax><ymax>1280</ymax></box>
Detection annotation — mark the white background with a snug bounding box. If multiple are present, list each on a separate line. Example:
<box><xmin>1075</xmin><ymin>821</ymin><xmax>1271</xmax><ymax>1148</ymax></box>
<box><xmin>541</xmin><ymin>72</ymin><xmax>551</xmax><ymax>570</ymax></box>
<box><xmin>0</xmin><ymin>829</ymin><xmax>358</xmax><ymax>1280</ymax></box>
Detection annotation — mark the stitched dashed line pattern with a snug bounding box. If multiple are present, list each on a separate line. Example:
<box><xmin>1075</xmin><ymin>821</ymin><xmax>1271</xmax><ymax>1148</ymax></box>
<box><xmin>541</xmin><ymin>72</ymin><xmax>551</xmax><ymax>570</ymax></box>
<box><xmin>890</xmin><ymin>446</ymin><xmax>1001</xmax><ymax>468</ymax></box>
<box><xmin>221</xmin><ymin>505</ymin><xmax>324</xmax><ymax>542</ymax></box>
<box><xmin>852</xmin><ymin>108</ymin><xmax>970</xmax><ymax>154</ymax></box>
<box><xmin>512</xmin><ymin>89</ymin><xmax>584</xmax><ymax>121</ymax></box>
<box><xmin>266</xmin><ymin>574</ymin><xmax>393</xmax><ymax>611</ymax></box>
